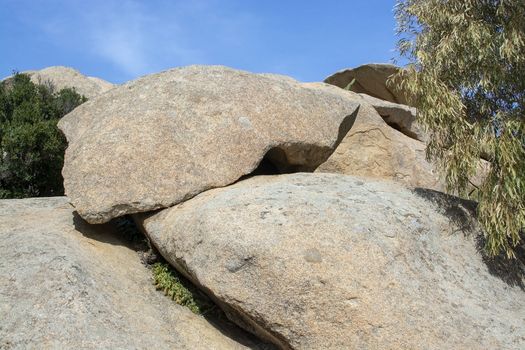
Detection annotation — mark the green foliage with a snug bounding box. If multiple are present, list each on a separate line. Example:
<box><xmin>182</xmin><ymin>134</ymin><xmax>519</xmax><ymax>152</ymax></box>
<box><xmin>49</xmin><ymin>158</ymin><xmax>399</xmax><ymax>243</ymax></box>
<box><xmin>0</xmin><ymin>73</ymin><xmax>86</xmax><ymax>198</ymax></box>
<box><xmin>152</xmin><ymin>262</ymin><xmax>216</xmax><ymax>315</ymax></box>
<box><xmin>394</xmin><ymin>0</ymin><xmax>525</xmax><ymax>257</ymax></box>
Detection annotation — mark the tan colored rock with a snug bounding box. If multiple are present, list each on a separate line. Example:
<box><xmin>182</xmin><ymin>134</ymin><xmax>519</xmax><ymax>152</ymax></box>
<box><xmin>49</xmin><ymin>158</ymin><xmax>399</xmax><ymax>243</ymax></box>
<box><xmin>315</xmin><ymin>92</ymin><xmax>490</xmax><ymax>193</ymax></box>
<box><xmin>139</xmin><ymin>173</ymin><xmax>525</xmax><ymax>350</ymax></box>
<box><xmin>0</xmin><ymin>197</ymin><xmax>262</xmax><ymax>349</ymax></box>
<box><xmin>357</xmin><ymin>93</ymin><xmax>427</xmax><ymax>142</ymax></box>
<box><xmin>324</xmin><ymin>63</ymin><xmax>409</xmax><ymax>105</ymax></box>
<box><xmin>58</xmin><ymin>65</ymin><xmax>360</xmax><ymax>224</ymax></box>
<box><xmin>316</xmin><ymin>101</ymin><xmax>444</xmax><ymax>191</ymax></box>
<box><xmin>21</xmin><ymin>66</ymin><xmax>114</xmax><ymax>99</ymax></box>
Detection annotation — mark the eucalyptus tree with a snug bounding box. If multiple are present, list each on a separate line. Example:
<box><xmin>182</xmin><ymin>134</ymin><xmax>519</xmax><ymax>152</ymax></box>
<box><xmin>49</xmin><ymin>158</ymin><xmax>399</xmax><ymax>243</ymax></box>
<box><xmin>394</xmin><ymin>0</ymin><xmax>524</xmax><ymax>257</ymax></box>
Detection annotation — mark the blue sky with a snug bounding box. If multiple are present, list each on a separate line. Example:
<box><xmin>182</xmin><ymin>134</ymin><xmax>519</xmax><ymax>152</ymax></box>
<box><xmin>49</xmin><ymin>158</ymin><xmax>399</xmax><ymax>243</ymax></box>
<box><xmin>1</xmin><ymin>0</ymin><xmax>400</xmax><ymax>84</ymax></box>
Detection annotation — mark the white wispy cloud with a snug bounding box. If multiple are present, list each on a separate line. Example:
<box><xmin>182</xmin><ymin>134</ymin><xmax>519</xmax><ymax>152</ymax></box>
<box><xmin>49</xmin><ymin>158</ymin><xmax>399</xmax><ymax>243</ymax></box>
<box><xmin>31</xmin><ymin>0</ymin><xmax>258</xmax><ymax>79</ymax></box>
<box><xmin>81</xmin><ymin>0</ymin><xmax>200</xmax><ymax>77</ymax></box>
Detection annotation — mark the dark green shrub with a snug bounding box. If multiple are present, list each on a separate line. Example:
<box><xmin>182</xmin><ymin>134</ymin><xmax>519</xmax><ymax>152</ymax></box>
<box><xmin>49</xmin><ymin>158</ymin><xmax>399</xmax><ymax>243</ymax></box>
<box><xmin>0</xmin><ymin>73</ymin><xmax>86</xmax><ymax>198</ymax></box>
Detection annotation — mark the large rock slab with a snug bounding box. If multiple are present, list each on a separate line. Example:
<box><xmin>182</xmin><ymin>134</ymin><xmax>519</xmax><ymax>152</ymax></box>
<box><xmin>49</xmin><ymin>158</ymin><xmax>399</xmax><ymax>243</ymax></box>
<box><xmin>9</xmin><ymin>66</ymin><xmax>114</xmax><ymax>99</ymax></box>
<box><xmin>315</xmin><ymin>96</ymin><xmax>489</xmax><ymax>193</ymax></box>
<box><xmin>139</xmin><ymin>173</ymin><xmax>525</xmax><ymax>350</ymax></box>
<box><xmin>324</xmin><ymin>63</ymin><xmax>409</xmax><ymax>105</ymax></box>
<box><xmin>0</xmin><ymin>197</ymin><xmax>261</xmax><ymax>349</ymax></box>
<box><xmin>58</xmin><ymin>65</ymin><xmax>360</xmax><ymax>223</ymax></box>
<box><xmin>357</xmin><ymin>93</ymin><xmax>427</xmax><ymax>142</ymax></box>
<box><xmin>316</xmin><ymin>101</ymin><xmax>444</xmax><ymax>191</ymax></box>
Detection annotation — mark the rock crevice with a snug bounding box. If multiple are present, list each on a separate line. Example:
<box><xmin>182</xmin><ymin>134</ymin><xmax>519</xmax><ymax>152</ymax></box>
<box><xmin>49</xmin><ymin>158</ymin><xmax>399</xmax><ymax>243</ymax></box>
<box><xmin>58</xmin><ymin>65</ymin><xmax>360</xmax><ymax>223</ymax></box>
<box><xmin>137</xmin><ymin>173</ymin><xmax>524</xmax><ymax>350</ymax></box>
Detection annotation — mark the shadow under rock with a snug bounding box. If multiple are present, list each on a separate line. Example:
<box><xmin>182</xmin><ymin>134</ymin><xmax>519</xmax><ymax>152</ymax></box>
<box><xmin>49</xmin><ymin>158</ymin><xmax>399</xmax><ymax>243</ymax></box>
<box><xmin>335</xmin><ymin>107</ymin><xmax>359</xmax><ymax>149</ymax></box>
<box><xmin>72</xmin><ymin>211</ymin><xmax>146</xmax><ymax>251</ymax></box>
<box><xmin>413</xmin><ymin>187</ymin><xmax>525</xmax><ymax>291</ymax></box>
<box><xmin>238</xmin><ymin>108</ymin><xmax>359</xmax><ymax>182</ymax></box>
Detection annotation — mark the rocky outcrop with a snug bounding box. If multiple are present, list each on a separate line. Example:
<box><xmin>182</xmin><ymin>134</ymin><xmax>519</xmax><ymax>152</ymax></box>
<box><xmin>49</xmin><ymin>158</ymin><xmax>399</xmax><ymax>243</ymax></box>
<box><xmin>316</xmin><ymin>101</ymin><xmax>444</xmax><ymax>191</ymax></box>
<box><xmin>315</xmin><ymin>92</ymin><xmax>489</xmax><ymax>192</ymax></box>
<box><xmin>324</xmin><ymin>64</ymin><xmax>425</xmax><ymax>140</ymax></box>
<box><xmin>0</xmin><ymin>197</ymin><xmax>261</xmax><ymax>349</ymax></box>
<box><xmin>357</xmin><ymin>93</ymin><xmax>426</xmax><ymax>142</ymax></box>
<box><xmin>18</xmin><ymin>66</ymin><xmax>114</xmax><ymax>99</ymax></box>
<box><xmin>139</xmin><ymin>173</ymin><xmax>525</xmax><ymax>350</ymax></box>
<box><xmin>58</xmin><ymin>65</ymin><xmax>359</xmax><ymax>224</ymax></box>
<box><xmin>2</xmin><ymin>63</ymin><xmax>518</xmax><ymax>350</ymax></box>
<box><xmin>324</xmin><ymin>63</ymin><xmax>409</xmax><ymax>105</ymax></box>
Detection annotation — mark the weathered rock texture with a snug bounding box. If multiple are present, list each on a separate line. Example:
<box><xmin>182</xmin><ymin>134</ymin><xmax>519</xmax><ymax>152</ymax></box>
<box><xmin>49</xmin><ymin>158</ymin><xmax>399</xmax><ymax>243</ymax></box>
<box><xmin>20</xmin><ymin>66</ymin><xmax>114</xmax><ymax>99</ymax></box>
<box><xmin>357</xmin><ymin>93</ymin><xmax>426</xmax><ymax>142</ymax></box>
<box><xmin>316</xmin><ymin>101</ymin><xmax>444</xmax><ymax>191</ymax></box>
<box><xmin>140</xmin><ymin>173</ymin><xmax>525</xmax><ymax>350</ymax></box>
<box><xmin>324</xmin><ymin>63</ymin><xmax>409</xmax><ymax>105</ymax></box>
<box><xmin>58</xmin><ymin>65</ymin><xmax>360</xmax><ymax>223</ymax></box>
<box><xmin>0</xmin><ymin>197</ymin><xmax>260</xmax><ymax>349</ymax></box>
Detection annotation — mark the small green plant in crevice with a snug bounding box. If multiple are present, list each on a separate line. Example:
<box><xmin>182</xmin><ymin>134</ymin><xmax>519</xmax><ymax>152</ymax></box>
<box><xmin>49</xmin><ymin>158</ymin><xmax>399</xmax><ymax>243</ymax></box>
<box><xmin>152</xmin><ymin>262</ymin><xmax>217</xmax><ymax>315</ymax></box>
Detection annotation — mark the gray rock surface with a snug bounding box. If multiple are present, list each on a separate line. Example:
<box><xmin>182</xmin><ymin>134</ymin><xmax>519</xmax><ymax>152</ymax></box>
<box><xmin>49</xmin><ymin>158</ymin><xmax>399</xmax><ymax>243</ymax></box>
<box><xmin>17</xmin><ymin>66</ymin><xmax>114</xmax><ymax>99</ymax></box>
<box><xmin>0</xmin><ymin>197</ymin><xmax>261</xmax><ymax>349</ymax></box>
<box><xmin>58</xmin><ymin>65</ymin><xmax>360</xmax><ymax>223</ymax></box>
<box><xmin>139</xmin><ymin>173</ymin><xmax>525</xmax><ymax>350</ymax></box>
<box><xmin>324</xmin><ymin>63</ymin><xmax>409</xmax><ymax>105</ymax></box>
